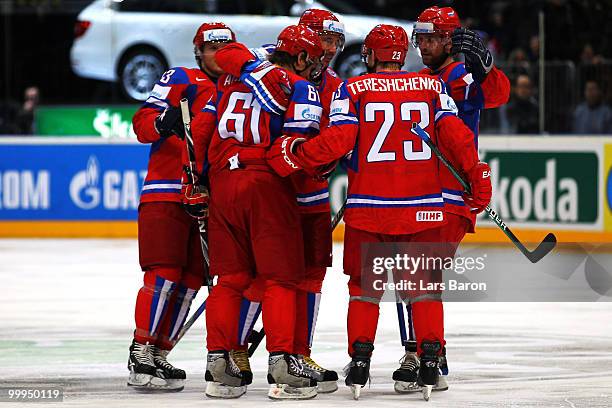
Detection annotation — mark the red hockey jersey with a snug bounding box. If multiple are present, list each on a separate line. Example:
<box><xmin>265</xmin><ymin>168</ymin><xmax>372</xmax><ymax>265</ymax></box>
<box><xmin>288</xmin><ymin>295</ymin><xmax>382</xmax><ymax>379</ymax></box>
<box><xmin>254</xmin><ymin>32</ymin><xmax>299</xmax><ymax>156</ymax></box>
<box><xmin>420</xmin><ymin>62</ymin><xmax>509</xmax><ymax>229</ymax></box>
<box><xmin>292</xmin><ymin>71</ymin><xmax>479</xmax><ymax>235</ymax></box>
<box><xmin>201</xmin><ymin>69</ymin><xmax>322</xmax><ymax>175</ymax></box>
<box><xmin>133</xmin><ymin>67</ymin><xmax>216</xmax><ymax>204</ymax></box>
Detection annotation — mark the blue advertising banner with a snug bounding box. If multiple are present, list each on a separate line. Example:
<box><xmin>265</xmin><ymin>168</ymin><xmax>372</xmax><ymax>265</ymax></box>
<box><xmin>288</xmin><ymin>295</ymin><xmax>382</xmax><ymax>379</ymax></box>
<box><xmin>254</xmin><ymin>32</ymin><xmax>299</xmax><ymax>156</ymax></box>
<box><xmin>0</xmin><ymin>141</ymin><xmax>149</xmax><ymax>221</ymax></box>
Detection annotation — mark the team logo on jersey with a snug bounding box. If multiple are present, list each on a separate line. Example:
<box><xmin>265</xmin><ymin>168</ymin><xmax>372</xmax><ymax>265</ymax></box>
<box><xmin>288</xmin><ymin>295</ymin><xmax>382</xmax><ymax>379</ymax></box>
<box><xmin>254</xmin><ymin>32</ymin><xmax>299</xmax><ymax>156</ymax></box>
<box><xmin>295</xmin><ymin>104</ymin><xmax>322</xmax><ymax>122</ymax></box>
<box><xmin>150</xmin><ymin>84</ymin><xmax>170</xmax><ymax>100</ymax></box>
<box><xmin>416</xmin><ymin>211</ymin><xmax>443</xmax><ymax>222</ymax></box>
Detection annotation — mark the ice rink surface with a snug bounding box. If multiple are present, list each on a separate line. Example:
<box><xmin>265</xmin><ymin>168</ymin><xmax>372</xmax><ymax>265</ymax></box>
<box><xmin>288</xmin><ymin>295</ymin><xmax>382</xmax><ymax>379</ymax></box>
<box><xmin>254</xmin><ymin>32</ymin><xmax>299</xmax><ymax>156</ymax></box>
<box><xmin>1</xmin><ymin>239</ymin><xmax>611</xmax><ymax>407</ymax></box>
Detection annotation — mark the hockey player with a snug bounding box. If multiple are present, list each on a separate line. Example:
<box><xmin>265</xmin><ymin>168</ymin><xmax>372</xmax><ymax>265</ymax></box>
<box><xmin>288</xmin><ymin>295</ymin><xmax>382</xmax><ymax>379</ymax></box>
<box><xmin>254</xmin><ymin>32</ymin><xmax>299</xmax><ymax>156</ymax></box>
<box><xmin>392</xmin><ymin>6</ymin><xmax>510</xmax><ymax>394</ymax></box>
<box><xmin>207</xmin><ymin>8</ymin><xmax>345</xmax><ymax>393</ymax></box>
<box><xmin>265</xmin><ymin>24</ymin><xmax>492</xmax><ymax>400</ymax></box>
<box><xmin>196</xmin><ymin>25</ymin><xmax>325</xmax><ymax>400</ymax></box>
<box><xmin>127</xmin><ymin>22</ymin><xmax>235</xmax><ymax>390</ymax></box>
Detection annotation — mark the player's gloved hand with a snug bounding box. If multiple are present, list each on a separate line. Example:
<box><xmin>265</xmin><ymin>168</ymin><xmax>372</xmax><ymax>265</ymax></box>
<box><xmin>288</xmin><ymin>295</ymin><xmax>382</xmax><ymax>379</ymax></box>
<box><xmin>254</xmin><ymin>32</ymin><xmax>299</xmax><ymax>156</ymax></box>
<box><xmin>154</xmin><ymin>106</ymin><xmax>185</xmax><ymax>139</ymax></box>
<box><xmin>240</xmin><ymin>60</ymin><xmax>291</xmax><ymax>115</ymax></box>
<box><xmin>181</xmin><ymin>183</ymin><xmax>209</xmax><ymax>219</ymax></box>
<box><xmin>313</xmin><ymin>161</ymin><xmax>338</xmax><ymax>182</ymax></box>
<box><xmin>451</xmin><ymin>28</ymin><xmax>493</xmax><ymax>83</ymax></box>
<box><xmin>464</xmin><ymin>161</ymin><xmax>492</xmax><ymax>213</ymax></box>
<box><xmin>266</xmin><ymin>135</ymin><xmax>306</xmax><ymax>177</ymax></box>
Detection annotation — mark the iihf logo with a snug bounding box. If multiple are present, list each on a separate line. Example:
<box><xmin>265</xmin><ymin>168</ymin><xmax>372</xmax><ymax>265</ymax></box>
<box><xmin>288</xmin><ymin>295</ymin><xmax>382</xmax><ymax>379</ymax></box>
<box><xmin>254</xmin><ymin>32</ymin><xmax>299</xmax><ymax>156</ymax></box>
<box><xmin>70</xmin><ymin>156</ymin><xmax>101</xmax><ymax>210</ymax></box>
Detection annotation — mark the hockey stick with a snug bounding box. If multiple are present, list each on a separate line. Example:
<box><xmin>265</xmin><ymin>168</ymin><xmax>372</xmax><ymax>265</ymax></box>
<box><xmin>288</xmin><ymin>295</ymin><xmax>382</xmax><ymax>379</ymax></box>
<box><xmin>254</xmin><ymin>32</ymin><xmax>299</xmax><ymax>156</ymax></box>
<box><xmin>180</xmin><ymin>98</ymin><xmax>213</xmax><ymax>291</ymax></box>
<box><xmin>411</xmin><ymin>124</ymin><xmax>556</xmax><ymax>263</ymax></box>
<box><xmin>172</xmin><ymin>99</ymin><xmax>213</xmax><ymax>345</ymax></box>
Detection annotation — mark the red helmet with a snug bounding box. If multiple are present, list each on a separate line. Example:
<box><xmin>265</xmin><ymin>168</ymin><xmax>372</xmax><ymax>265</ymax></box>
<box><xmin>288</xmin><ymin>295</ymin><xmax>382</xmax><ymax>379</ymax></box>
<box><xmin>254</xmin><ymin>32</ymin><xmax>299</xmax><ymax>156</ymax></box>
<box><xmin>413</xmin><ymin>7</ymin><xmax>460</xmax><ymax>47</ymax></box>
<box><xmin>362</xmin><ymin>24</ymin><xmax>408</xmax><ymax>64</ymax></box>
<box><xmin>276</xmin><ymin>25</ymin><xmax>324</xmax><ymax>61</ymax></box>
<box><xmin>193</xmin><ymin>22</ymin><xmax>236</xmax><ymax>49</ymax></box>
<box><xmin>299</xmin><ymin>8</ymin><xmax>345</xmax><ymax>51</ymax></box>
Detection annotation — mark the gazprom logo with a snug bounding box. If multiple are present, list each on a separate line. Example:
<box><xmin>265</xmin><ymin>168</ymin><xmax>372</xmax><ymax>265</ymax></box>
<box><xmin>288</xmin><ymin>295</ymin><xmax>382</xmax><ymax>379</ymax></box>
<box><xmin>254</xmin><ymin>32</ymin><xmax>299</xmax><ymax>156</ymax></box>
<box><xmin>323</xmin><ymin>20</ymin><xmax>344</xmax><ymax>35</ymax></box>
<box><xmin>203</xmin><ymin>29</ymin><xmax>232</xmax><ymax>42</ymax></box>
<box><xmin>70</xmin><ymin>155</ymin><xmax>100</xmax><ymax>210</ymax></box>
<box><xmin>295</xmin><ymin>104</ymin><xmax>322</xmax><ymax>123</ymax></box>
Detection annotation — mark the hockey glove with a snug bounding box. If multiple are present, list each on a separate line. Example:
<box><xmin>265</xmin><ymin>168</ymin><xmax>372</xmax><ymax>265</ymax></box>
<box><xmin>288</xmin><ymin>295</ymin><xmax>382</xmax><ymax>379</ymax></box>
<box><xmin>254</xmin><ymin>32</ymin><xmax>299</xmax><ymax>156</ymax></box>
<box><xmin>154</xmin><ymin>106</ymin><xmax>186</xmax><ymax>139</ymax></box>
<box><xmin>266</xmin><ymin>135</ymin><xmax>306</xmax><ymax>177</ymax></box>
<box><xmin>181</xmin><ymin>183</ymin><xmax>209</xmax><ymax>219</ymax></box>
<box><xmin>451</xmin><ymin>28</ymin><xmax>493</xmax><ymax>83</ymax></box>
<box><xmin>463</xmin><ymin>162</ymin><xmax>492</xmax><ymax>214</ymax></box>
<box><xmin>240</xmin><ymin>60</ymin><xmax>291</xmax><ymax>115</ymax></box>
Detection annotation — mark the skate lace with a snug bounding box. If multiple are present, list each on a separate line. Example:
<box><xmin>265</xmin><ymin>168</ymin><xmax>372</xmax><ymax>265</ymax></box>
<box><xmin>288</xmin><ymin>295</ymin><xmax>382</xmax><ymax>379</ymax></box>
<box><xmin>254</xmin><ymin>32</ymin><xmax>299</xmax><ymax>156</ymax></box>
<box><xmin>152</xmin><ymin>347</ymin><xmax>175</xmax><ymax>370</ymax></box>
<box><xmin>398</xmin><ymin>352</ymin><xmax>419</xmax><ymax>371</ymax></box>
<box><xmin>230</xmin><ymin>350</ymin><xmax>251</xmax><ymax>372</ymax></box>
<box><xmin>133</xmin><ymin>342</ymin><xmax>156</xmax><ymax>367</ymax></box>
<box><xmin>302</xmin><ymin>356</ymin><xmax>326</xmax><ymax>373</ymax></box>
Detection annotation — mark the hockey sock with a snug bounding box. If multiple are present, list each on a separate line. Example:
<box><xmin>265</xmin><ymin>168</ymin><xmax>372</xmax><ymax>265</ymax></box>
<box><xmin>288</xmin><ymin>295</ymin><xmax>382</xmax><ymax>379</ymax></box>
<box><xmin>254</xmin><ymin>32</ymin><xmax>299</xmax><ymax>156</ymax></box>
<box><xmin>156</xmin><ymin>285</ymin><xmax>198</xmax><ymax>350</ymax></box>
<box><xmin>262</xmin><ymin>281</ymin><xmax>296</xmax><ymax>353</ymax></box>
<box><xmin>347</xmin><ymin>299</ymin><xmax>379</xmax><ymax>356</ymax></box>
<box><xmin>411</xmin><ymin>300</ymin><xmax>445</xmax><ymax>355</ymax></box>
<box><xmin>134</xmin><ymin>267</ymin><xmax>180</xmax><ymax>344</ymax></box>
<box><xmin>237</xmin><ymin>297</ymin><xmax>262</xmax><ymax>348</ymax></box>
<box><xmin>206</xmin><ymin>274</ymin><xmax>250</xmax><ymax>351</ymax></box>
<box><xmin>293</xmin><ymin>290</ymin><xmax>321</xmax><ymax>356</ymax></box>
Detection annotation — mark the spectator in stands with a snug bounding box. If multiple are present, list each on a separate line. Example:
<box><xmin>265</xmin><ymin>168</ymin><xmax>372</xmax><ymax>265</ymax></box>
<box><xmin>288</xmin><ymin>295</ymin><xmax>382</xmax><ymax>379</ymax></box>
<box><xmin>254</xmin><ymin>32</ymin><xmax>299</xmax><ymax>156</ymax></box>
<box><xmin>501</xmin><ymin>74</ymin><xmax>540</xmax><ymax>134</ymax></box>
<box><xmin>16</xmin><ymin>86</ymin><xmax>40</xmax><ymax>134</ymax></box>
<box><xmin>573</xmin><ymin>80</ymin><xmax>612</xmax><ymax>134</ymax></box>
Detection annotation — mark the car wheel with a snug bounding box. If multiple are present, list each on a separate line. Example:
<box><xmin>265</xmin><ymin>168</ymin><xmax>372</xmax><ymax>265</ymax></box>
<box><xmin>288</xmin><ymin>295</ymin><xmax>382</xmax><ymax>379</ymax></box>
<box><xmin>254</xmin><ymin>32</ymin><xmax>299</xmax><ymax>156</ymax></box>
<box><xmin>333</xmin><ymin>45</ymin><xmax>366</xmax><ymax>79</ymax></box>
<box><xmin>119</xmin><ymin>48</ymin><xmax>167</xmax><ymax>101</ymax></box>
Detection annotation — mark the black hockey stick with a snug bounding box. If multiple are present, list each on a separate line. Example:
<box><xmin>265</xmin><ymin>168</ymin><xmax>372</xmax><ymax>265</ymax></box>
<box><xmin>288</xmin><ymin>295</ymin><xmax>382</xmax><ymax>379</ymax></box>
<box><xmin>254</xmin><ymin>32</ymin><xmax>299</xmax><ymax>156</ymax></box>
<box><xmin>411</xmin><ymin>124</ymin><xmax>556</xmax><ymax>263</ymax></box>
<box><xmin>173</xmin><ymin>99</ymin><xmax>212</xmax><ymax>345</ymax></box>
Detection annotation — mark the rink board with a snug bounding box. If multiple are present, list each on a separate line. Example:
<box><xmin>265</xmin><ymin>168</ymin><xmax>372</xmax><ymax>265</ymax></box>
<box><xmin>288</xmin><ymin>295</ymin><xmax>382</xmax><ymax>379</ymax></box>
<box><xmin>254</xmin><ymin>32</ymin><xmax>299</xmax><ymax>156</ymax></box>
<box><xmin>0</xmin><ymin>136</ymin><xmax>611</xmax><ymax>243</ymax></box>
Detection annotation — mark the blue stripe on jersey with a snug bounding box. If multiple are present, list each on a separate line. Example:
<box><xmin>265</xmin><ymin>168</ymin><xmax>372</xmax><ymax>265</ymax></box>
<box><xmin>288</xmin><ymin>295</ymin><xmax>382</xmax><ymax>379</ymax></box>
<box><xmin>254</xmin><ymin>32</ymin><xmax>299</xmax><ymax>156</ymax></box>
<box><xmin>141</xmin><ymin>188</ymin><xmax>181</xmax><ymax>194</ymax></box>
<box><xmin>184</xmin><ymin>83</ymin><xmax>197</xmax><ymax>106</ymax></box>
<box><xmin>296</xmin><ymin>188</ymin><xmax>329</xmax><ymax>206</ymax></box>
<box><xmin>346</xmin><ymin>193</ymin><xmax>444</xmax><ymax>208</ymax></box>
<box><xmin>269</xmin><ymin>113</ymin><xmax>283</xmax><ymax>142</ymax></box>
<box><xmin>144</xmin><ymin>179</ymin><xmax>181</xmax><ymax>185</ymax></box>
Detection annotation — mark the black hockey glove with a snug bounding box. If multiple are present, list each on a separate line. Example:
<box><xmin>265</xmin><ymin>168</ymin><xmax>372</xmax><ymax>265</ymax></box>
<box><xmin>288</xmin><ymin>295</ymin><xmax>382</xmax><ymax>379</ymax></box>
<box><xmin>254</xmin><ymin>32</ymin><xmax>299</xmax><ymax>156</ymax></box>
<box><xmin>154</xmin><ymin>106</ymin><xmax>186</xmax><ymax>139</ymax></box>
<box><xmin>451</xmin><ymin>28</ymin><xmax>493</xmax><ymax>83</ymax></box>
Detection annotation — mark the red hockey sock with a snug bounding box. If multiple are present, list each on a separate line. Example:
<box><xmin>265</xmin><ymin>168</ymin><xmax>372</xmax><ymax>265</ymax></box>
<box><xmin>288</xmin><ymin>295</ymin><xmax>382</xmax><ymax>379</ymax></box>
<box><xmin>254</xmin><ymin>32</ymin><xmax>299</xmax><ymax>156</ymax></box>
<box><xmin>134</xmin><ymin>267</ymin><xmax>181</xmax><ymax>344</ymax></box>
<box><xmin>347</xmin><ymin>300</ymin><xmax>379</xmax><ymax>356</ymax></box>
<box><xmin>293</xmin><ymin>289</ymin><xmax>309</xmax><ymax>355</ymax></box>
<box><xmin>206</xmin><ymin>273</ymin><xmax>251</xmax><ymax>351</ymax></box>
<box><xmin>262</xmin><ymin>280</ymin><xmax>296</xmax><ymax>353</ymax></box>
<box><xmin>411</xmin><ymin>300</ymin><xmax>445</xmax><ymax>354</ymax></box>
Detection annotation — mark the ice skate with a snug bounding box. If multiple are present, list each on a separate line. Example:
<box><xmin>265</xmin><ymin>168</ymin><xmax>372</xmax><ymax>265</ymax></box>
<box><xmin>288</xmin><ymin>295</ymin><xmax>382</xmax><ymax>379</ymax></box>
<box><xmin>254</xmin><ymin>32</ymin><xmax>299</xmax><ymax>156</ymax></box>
<box><xmin>393</xmin><ymin>350</ymin><xmax>420</xmax><ymax>393</ymax></box>
<box><xmin>205</xmin><ymin>351</ymin><xmax>247</xmax><ymax>399</ymax></box>
<box><xmin>434</xmin><ymin>348</ymin><xmax>449</xmax><ymax>391</ymax></box>
<box><xmin>344</xmin><ymin>341</ymin><xmax>374</xmax><ymax>400</ymax></box>
<box><xmin>299</xmin><ymin>355</ymin><xmax>338</xmax><ymax>393</ymax></box>
<box><xmin>230</xmin><ymin>349</ymin><xmax>253</xmax><ymax>385</ymax></box>
<box><xmin>267</xmin><ymin>353</ymin><xmax>317</xmax><ymax>400</ymax></box>
<box><xmin>151</xmin><ymin>346</ymin><xmax>185</xmax><ymax>391</ymax></box>
<box><xmin>417</xmin><ymin>341</ymin><xmax>441</xmax><ymax>401</ymax></box>
<box><xmin>127</xmin><ymin>340</ymin><xmax>166</xmax><ymax>389</ymax></box>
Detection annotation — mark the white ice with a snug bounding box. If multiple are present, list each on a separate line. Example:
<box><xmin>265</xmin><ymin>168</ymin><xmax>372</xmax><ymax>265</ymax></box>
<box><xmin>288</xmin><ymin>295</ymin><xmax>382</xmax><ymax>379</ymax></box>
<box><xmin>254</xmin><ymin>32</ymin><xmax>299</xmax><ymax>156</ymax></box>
<box><xmin>1</xmin><ymin>239</ymin><xmax>611</xmax><ymax>407</ymax></box>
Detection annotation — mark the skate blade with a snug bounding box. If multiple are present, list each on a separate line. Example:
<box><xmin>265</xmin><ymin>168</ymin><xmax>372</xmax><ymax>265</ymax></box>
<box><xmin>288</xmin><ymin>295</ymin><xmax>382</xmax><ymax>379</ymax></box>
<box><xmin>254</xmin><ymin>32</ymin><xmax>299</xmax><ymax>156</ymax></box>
<box><xmin>433</xmin><ymin>375</ymin><xmax>448</xmax><ymax>392</ymax></box>
<box><xmin>422</xmin><ymin>385</ymin><xmax>433</xmax><ymax>401</ymax></box>
<box><xmin>205</xmin><ymin>382</ymin><xmax>247</xmax><ymax>399</ymax></box>
<box><xmin>268</xmin><ymin>384</ymin><xmax>317</xmax><ymax>400</ymax></box>
<box><xmin>350</xmin><ymin>385</ymin><xmax>362</xmax><ymax>400</ymax></box>
<box><xmin>127</xmin><ymin>373</ymin><xmax>152</xmax><ymax>387</ymax></box>
<box><xmin>317</xmin><ymin>380</ymin><xmax>338</xmax><ymax>394</ymax></box>
<box><xmin>394</xmin><ymin>380</ymin><xmax>421</xmax><ymax>394</ymax></box>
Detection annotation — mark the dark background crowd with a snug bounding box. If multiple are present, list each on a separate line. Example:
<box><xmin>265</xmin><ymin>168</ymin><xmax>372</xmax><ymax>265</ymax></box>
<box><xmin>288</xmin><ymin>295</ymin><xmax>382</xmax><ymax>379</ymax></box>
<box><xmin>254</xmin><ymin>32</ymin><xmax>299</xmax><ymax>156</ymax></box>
<box><xmin>1</xmin><ymin>0</ymin><xmax>611</xmax><ymax>134</ymax></box>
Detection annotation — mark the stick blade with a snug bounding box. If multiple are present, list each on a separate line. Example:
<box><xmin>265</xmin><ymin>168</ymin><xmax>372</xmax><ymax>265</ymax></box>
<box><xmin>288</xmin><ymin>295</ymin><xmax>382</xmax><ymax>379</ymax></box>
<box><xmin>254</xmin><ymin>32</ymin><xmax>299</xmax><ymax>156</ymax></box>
<box><xmin>526</xmin><ymin>233</ymin><xmax>557</xmax><ymax>263</ymax></box>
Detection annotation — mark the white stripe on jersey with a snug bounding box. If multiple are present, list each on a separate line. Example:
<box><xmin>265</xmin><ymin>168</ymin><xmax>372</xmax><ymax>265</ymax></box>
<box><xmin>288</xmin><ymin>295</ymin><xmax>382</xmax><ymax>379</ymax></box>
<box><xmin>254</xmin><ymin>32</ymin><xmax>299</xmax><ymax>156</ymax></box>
<box><xmin>442</xmin><ymin>192</ymin><xmax>464</xmax><ymax>202</ymax></box>
<box><xmin>284</xmin><ymin>121</ymin><xmax>320</xmax><ymax>130</ymax></box>
<box><xmin>142</xmin><ymin>183</ymin><xmax>182</xmax><ymax>191</ymax></box>
<box><xmin>346</xmin><ymin>196</ymin><xmax>444</xmax><ymax>206</ymax></box>
<box><xmin>296</xmin><ymin>191</ymin><xmax>329</xmax><ymax>203</ymax></box>
<box><xmin>330</xmin><ymin>114</ymin><xmax>358</xmax><ymax>123</ymax></box>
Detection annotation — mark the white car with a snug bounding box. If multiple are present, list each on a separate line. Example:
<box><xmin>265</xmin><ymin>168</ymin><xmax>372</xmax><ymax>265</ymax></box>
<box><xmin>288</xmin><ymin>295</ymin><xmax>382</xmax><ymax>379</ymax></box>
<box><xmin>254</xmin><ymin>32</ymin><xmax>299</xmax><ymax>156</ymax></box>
<box><xmin>70</xmin><ymin>0</ymin><xmax>422</xmax><ymax>101</ymax></box>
